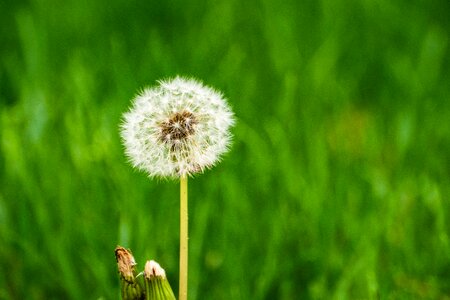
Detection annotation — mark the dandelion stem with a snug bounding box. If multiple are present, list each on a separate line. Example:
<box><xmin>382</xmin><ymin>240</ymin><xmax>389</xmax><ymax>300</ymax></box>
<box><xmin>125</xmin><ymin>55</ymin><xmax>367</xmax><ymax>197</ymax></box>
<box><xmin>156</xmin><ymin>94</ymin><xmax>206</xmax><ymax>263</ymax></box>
<box><xmin>179</xmin><ymin>175</ymin><xmax>188</xmax><ymax>300</ymax></box>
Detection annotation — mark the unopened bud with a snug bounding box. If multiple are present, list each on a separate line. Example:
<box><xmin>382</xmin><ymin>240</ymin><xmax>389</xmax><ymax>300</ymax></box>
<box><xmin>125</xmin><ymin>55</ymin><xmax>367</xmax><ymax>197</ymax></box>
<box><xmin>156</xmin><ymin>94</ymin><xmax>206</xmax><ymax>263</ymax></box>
<box><xmin>144</xmin><ymin>260</ymin><xmax>166</xmax><ymax>279</ymax></box>
<box><xmin>115</xmin><ymin>246</ymin><xmax>144</xmax><ymax>300</ymax></box>
<box><xmin>144</xmin><ymin>260</ymin><xmax>176</xmax><ymax>300</ymax></box>
<box><xmin>115</xmin><ymin>246</ymin><xmax>137</xmax><ymax>281</ymax></box>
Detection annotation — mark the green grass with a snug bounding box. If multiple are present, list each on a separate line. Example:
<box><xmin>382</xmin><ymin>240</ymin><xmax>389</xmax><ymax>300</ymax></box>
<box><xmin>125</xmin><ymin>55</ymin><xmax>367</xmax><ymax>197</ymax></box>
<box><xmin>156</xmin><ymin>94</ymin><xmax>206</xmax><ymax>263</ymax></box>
<box><xmin>1</xmin><ymin>0</ymin><xmax>449</xmax><ymax>299</ymax></box>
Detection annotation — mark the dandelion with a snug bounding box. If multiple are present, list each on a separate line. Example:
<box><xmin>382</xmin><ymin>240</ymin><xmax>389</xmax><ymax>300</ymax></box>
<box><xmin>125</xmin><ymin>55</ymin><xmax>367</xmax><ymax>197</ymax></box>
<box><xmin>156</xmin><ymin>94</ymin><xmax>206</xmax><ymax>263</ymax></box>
<box><xmin>120</xmin><ymin>76</ymin><xmax>235</xmax><ymax>178</ymax></box>
<box><xmin>120</xmin><ymin>76</ymin><xmax>235</xmax><ymax>300</ymax></box>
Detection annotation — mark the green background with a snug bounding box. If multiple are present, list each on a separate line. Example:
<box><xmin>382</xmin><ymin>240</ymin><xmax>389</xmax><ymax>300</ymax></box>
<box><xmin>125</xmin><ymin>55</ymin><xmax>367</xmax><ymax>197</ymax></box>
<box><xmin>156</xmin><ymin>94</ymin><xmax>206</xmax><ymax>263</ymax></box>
<box><xmin>1</xmin><ymin>0</ymin><xmax>449</xmax><ymax>299</ymax></box>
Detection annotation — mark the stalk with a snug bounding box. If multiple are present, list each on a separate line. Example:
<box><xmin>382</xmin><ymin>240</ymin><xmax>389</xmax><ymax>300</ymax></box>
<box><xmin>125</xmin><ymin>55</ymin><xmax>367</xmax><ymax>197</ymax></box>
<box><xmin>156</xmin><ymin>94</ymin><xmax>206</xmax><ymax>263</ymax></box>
<box><xmin>179</xmin><ymin>175</ymin><xmax>188</xmax><ymax>300</ymax></box>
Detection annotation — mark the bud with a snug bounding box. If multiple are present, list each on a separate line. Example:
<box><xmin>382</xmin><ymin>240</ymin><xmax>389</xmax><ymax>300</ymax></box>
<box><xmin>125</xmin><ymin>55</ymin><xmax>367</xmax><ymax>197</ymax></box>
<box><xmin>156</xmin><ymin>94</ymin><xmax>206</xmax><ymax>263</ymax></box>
<box><xmin>115</xmin><ymin>246</ymin><xmax>144</xmax><ymax>300</ymax></box>
<box><xmin>144</xmin><ymin>260</ymin><xmax>176</xmax><ymax>300</ymax></box>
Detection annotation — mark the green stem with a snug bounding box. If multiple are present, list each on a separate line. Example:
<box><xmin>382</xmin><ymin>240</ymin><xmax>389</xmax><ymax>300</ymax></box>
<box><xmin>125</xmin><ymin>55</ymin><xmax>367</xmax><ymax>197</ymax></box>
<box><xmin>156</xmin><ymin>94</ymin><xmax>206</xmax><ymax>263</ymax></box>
<box><xmin>179</xmin><ymin>176</ymin><xmax>188</xmax><ymax>300</ymax></box>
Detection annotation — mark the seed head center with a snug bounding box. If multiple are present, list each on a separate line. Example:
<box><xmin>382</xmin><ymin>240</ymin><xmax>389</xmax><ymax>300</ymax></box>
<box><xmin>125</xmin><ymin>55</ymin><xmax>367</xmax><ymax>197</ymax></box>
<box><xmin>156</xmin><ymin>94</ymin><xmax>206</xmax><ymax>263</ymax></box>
<box><xmin>159</xmin><ymin>111</ymin><xmax>198</xmax><ymax>146</ymax></box>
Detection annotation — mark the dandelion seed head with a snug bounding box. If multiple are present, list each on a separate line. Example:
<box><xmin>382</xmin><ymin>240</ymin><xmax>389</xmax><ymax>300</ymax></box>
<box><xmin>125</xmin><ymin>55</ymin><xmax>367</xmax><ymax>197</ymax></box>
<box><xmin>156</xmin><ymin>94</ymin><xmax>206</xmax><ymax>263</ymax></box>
<box><xmin>120</xmin><ymin>76</ymin><xmax>235</xmax><ymax>178</ymax></box>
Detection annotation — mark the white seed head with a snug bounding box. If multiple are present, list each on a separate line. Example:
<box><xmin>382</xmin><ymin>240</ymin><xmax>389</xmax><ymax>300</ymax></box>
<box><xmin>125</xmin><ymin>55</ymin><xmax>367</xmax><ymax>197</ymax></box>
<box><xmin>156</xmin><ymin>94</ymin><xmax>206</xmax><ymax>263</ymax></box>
<box><xmin>120</xmin><ymin>76</ymin><xmax>235</xmax><ymax>178</ymax></box>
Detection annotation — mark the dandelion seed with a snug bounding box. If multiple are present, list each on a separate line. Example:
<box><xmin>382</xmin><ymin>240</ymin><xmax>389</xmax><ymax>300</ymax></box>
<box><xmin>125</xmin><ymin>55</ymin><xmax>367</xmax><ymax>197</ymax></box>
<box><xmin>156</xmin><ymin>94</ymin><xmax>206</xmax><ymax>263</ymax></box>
<box><xmin>120</xmin><ymin>76</ymin><xmax>235</xmax><ymax>178</ymax></box>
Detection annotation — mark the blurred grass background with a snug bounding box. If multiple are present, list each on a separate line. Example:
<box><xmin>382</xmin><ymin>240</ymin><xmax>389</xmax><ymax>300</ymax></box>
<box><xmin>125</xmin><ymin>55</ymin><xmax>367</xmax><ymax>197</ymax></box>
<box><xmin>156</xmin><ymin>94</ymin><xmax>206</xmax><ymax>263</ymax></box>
<box><xmin>1</xmin><ymin>0</ymin><xmax>449</xmax><ymax>299</ymax></box>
